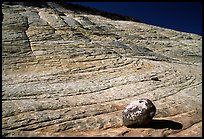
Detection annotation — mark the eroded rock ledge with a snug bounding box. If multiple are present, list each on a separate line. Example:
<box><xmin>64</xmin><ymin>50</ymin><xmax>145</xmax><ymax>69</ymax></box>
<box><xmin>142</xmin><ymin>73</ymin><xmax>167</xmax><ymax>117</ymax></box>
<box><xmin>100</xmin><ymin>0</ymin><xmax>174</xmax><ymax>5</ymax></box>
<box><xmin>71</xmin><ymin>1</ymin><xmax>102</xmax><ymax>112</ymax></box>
<box><xmin>2</xmin><ymin>2</ymin><xmax>202</xmax><ymax>137</ymax></box>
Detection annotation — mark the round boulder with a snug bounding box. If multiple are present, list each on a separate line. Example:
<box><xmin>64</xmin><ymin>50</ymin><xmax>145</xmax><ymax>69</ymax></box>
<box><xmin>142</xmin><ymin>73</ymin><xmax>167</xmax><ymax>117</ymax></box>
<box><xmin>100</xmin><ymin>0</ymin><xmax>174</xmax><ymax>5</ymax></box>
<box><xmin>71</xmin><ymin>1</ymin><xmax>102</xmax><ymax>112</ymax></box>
<box><xmin>122</xmin><ymin>98</ymin><xmax>156</xmax><ymax>127</ymax></box>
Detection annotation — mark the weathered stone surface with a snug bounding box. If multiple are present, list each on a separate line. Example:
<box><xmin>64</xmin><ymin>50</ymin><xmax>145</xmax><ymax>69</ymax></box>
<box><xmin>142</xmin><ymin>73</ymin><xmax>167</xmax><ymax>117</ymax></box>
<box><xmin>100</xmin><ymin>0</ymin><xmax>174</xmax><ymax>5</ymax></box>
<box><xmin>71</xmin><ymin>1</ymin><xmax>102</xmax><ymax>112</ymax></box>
<box><xmin>122</xmin><ymin>99</ymin><xmax>156</xmax><ymax>127</ymax></box>
<box><xmin>2</xmin><ymin>2</ymin><xmax>202</xmax><ymax>137</ymax></box>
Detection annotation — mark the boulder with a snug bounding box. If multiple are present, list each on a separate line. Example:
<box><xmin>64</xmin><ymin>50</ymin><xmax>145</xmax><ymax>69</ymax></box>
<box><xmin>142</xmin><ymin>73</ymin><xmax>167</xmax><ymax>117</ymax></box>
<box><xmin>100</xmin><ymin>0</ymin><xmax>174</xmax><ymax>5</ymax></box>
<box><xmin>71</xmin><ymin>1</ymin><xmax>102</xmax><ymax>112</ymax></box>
<box><xmin>122</xmin><ymin>99</ymin><xmax>156</xmax><ymax>127</ymax></box>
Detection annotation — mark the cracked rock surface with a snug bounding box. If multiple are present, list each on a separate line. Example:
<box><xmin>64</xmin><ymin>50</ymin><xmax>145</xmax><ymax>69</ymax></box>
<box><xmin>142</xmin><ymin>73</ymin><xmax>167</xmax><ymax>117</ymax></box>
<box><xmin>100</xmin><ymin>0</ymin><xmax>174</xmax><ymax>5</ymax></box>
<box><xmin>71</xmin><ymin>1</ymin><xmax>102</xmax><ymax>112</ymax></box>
<box><xmin>2</xmin><ymin>2</ymin><xmax>202</xmax><ymax>137</ymax></box>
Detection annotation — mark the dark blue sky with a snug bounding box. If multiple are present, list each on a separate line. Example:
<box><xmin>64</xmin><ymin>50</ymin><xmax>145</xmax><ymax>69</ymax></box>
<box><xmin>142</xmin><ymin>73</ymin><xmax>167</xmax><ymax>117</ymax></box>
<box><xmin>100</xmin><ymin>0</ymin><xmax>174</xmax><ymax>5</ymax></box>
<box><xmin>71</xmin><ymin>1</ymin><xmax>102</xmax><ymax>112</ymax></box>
<box><xmin>69</xmin><ymin>2</ymin><xmax>202</xmax><ymax>36</ymax></box>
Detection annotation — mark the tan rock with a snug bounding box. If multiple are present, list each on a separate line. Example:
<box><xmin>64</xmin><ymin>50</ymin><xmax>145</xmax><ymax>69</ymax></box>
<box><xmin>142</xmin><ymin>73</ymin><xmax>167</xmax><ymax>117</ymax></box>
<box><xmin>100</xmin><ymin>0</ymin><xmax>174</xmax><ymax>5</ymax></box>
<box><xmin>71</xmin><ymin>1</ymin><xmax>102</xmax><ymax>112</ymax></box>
<box><xmin>2</xmin><ymin>2</ymin><xmax>202</xmax><ymax>137</ymax></box>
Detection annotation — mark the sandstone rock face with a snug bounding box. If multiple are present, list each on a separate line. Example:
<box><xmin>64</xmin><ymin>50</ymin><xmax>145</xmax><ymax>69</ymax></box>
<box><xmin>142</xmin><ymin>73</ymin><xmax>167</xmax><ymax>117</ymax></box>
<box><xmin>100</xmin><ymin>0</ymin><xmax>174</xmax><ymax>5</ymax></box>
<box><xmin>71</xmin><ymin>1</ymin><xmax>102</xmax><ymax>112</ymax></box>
<box><xmin>122</xmin><ymin>99</ymin><xmax>156</xmax><ymax>127</ymax></box>
<box><xmin>2</xmin><ymin>2</ymin><xmax>202</xmax><ymax>137</ymax></box>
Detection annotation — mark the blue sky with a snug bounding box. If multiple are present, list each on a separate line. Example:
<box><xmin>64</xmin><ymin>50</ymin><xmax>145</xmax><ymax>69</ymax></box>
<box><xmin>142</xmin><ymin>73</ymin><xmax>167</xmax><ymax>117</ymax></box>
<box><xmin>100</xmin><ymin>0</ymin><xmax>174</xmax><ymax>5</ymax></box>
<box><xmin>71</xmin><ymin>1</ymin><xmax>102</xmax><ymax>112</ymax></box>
<box><xmin>69</xmin><ymin>2</ymin><xmax>202</xmax><ymax>36</ymax></box>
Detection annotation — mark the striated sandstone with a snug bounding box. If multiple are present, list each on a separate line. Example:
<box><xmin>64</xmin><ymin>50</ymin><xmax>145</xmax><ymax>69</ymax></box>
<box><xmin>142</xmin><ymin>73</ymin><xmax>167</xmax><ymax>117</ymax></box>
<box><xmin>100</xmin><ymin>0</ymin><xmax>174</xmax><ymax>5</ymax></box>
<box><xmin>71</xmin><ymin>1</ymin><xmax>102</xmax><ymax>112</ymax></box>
<box><xmin>2</xmin><ymin>2</ymin><xmax>202</xmax><ymax>137</ymax></box>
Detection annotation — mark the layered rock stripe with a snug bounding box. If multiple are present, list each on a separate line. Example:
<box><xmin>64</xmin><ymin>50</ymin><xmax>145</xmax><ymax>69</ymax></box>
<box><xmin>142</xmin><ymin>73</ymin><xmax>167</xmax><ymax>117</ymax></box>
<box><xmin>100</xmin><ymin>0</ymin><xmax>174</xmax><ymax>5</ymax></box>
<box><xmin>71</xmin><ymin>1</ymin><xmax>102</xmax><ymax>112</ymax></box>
<box><xmin>2</xmin><ymin>2</ymin><xmax>202</xmax><ymax>137</ymax></box>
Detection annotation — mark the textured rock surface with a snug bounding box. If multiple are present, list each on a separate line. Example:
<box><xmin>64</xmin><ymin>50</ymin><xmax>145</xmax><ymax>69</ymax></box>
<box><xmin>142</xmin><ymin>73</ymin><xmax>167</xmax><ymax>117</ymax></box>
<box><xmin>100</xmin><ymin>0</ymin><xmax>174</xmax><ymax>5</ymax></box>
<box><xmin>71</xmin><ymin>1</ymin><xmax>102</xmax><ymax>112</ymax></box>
<box><xmin>122</xmin><ymin>99</ymin><xmax>156</xmax><ymax>127</ymax></box>
<box><xmin>2</xmin><ymin>2</ymin><xmax>202</xmax><ymax>137</ymax></box>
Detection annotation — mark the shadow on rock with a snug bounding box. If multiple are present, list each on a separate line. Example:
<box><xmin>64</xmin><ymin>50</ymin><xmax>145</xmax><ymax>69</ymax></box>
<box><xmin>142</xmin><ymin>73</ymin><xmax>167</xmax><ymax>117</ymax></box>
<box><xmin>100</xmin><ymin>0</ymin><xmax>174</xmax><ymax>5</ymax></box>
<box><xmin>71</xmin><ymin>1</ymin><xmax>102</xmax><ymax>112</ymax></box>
<box><xmin>127</xmin><ymin>119</ymin><xmax>183</xmax><ymax>130</ymax></box>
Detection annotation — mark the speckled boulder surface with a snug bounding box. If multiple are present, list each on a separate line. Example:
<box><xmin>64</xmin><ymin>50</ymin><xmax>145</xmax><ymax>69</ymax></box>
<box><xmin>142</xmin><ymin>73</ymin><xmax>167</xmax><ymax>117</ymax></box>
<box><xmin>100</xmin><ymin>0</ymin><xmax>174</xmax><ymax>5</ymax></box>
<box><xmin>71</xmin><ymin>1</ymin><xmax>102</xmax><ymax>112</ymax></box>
<box><xmin>122</xmin><ymin>99</ymin><xmax>156</xmax><ymax>127</ymax></box>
